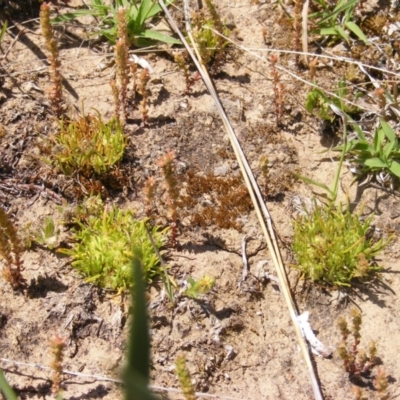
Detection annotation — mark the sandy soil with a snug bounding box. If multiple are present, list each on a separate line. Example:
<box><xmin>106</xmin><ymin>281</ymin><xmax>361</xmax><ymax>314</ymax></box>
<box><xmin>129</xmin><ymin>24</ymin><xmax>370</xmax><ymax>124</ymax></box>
<box><xmin>1</xmin><ymin>0</ymin><xmax>400</xmax><ymax>399</ymax></box>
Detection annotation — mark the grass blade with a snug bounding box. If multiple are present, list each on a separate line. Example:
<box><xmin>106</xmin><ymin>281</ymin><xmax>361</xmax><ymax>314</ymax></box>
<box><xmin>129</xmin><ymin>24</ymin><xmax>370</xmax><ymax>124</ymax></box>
<box><xmin>123</xmin><ymin>250</ymin><xmax>158</xmax><ymax>400</ymax></box>
<box><xmin>0</xmin><ymin>368</ymin><xmax>17</xmax><ymax>400</ymax></box>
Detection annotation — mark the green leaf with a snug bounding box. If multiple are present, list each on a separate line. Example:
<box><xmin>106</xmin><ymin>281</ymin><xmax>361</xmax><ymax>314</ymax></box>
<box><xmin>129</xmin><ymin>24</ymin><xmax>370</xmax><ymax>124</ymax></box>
<box><xmin>383</xmin><ymin>140</ymin><xmax>396</xmax><ymax>158</ymax></box>
<box><xmin>123</xmin><ymin>252</ymin><xmax>159</xmax><ymax>400</ymax></box>
<box><xmin>335</xmin><ymin>25</ymin><xmax>350</xmax><ymax>43</ymax></box>
<box><xmin>374</xmin><ymin>128</ymin><xmax>385</xmax><ymax>152</ymax></box>
<box><xmin>0</xmin><ymin>369</ymin><xmax>17</xmax><ymax>400</ymax></box>
<box><xmin>319</xmin><ymin>27</ymin><xmax>340</xmax><ymax>36</ymax></box>
<box><xmin>345</xmin><ymin>21</ymin><xmax>368</xmax><ymax>43</ymax></box>
<box><xmin>363</xmin><ymin>158</ymin><xmax>387</xmax><ymax>169</ymax></box>
<box><xmin>0</xmin><ymin>21</ymin><xmax>8</xmax><ymax>44</ymax></box>
<box><xmin>140</xmin><ymin>29</ymin><xmax>181</xmax><ymax>44</ymax></box>
<box><xmin>389</xmin><ymin>160</ymin><xmax>400</xmax><ymax>178</ymax></box>
<box><xmin>380</xmin><ymin>119</ymin><xmax>397</xmax><ymax>142</ymax></box>
<box><xmin>350</xmin><ymin>142</ymin><xmax>374</xmax><ymax>153</ymax></box>
<box><xmin>127</xmin><ymin>252</ymin><xmax>150</xmax><ymax>379</ymax></box>
<box><xmin>318</xmin><ymin>0</ymin><xmax>358</xmax><ymax>24</ymax></box>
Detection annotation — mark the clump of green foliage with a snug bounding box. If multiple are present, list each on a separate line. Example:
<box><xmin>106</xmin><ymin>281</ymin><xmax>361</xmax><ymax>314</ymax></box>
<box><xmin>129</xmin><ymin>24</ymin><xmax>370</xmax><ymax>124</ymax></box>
<box><xmin>46</xmin><ymin>112</ymin><xmax>126</xmax><ymax>177</ymax></box>
<box><xmin>190</xmin><ymin>0</ymin><xmax>230</xmax><ymax>72</ymax></box>
<box><xmin>183</xmin><ymin>275</ymin><xmax>216</xmax><ymax>299</ymax></box>
<box><xmin>52</xmin><ymin>0</ymin><xmax>180</xmax><ymax>47</ymax></box>
<box><xmin>62</xmin><ymin>198</ymin><xmax>168</xmax><ymax>291</ymax></box>
<box><xmin>336</xmin><ymin>119</ymin><xmax>400</xmax><ymax>186</ymax></box>
<box><xmin>309</xmin><ymin>0</ymin><xmax>368</xmax><ymax>44</ymax></box>
<box><xmin>292</xmin><ymin>201</ymin><xmax>388</xmax><ymax>287</ymax></box>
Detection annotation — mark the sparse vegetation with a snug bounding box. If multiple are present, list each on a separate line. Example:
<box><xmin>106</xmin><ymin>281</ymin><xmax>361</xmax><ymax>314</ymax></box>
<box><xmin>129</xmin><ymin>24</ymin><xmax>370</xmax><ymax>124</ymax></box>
<box><xmin>337</xmin><ymin>119</ymin><xmax>400</xmax><ymax>188</ymax></box>
<box><xmin>183</xmin><ymin>275</ymin><xmax>216</xmax><ymax>299</ymax></box>
<box><xmin>292</xmin><ymin>201</ymin><xmax>388</xmax><ymax>287</ymax></box>
<box><xmin>52</xmin><ymin>0</ymin><xmax>180</xmax><ymax>47</ymax></box>
<box><xmin>337</xmin><ymin>309</ymin><xmax>391</xmax><ymax>399</ymax></box>
<box><xmin>44</xmin><ymin>112</ymin><xmax>126</xmax><ymax>177</ymax></box>
<box><xmin>190</xmin><ymin>0</ymin><xmax>231</xmax><ymax>73</ymax></box>
<box><xmin>61</xmin><ymin>197</ymin><xmax>168</xmax><ymax>291</ymax></box>
<box><xmin>309</xmin><ymin>0</ymin><xmax>368</xmax><ymax>44</ymax></box>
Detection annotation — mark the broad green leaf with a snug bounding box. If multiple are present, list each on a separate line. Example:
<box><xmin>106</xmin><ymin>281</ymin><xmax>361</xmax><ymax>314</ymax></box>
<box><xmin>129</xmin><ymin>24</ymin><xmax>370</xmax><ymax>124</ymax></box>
<box><xmin>140</xmin><ymin>29</ymin><xmax>181</xmax><ymax>44</ymax></box>
<box><xmin>345</xmin><ymin>21</ymin><xmax>368</xmax><ymax>43</ymax></box>
<box><xmin>380</xmin><ymin>119</ymin><xmax>397</xmax><ymax>142</ymax></box>
<box><xmin>374</xmin><ymin>128</ymin><xmax>385</xmax><ymax>152</ymax></box>
<box><xmin>335</xmin><ymin>25</ymin><xmax>350</xmax><ymax>43</ymax></box>
<box><xmin>319</xmin><ymin>27</ymin><xmax>340</xmax><ymax>36</ymax></box>
<box><xmin>389</xmin><ymin>160</ymin><xmax>400</xmax><ymax>178</ymax></box>
<box><xmin>0</xmin><ymin>368</ymin><xmax>17</xmax><ymax>400</ymax></box>
<box><xmin>383</xmin><ymin>140</ymin><xmax>396</xmax><ymax>158</ymax></box>
<box><xmin>350</xmin><ymin>142</ymin><xmax>374</xmax><ymax>153</ymax></box>
<box><xmin>127</xmin><ymin>3</ymin><xmax>139</xmax><ymax>21</ymax></box>
<box><xmin>363</xmin><ymin>158</ymin><xmax>387</xmax><ymax>169</ymax></box>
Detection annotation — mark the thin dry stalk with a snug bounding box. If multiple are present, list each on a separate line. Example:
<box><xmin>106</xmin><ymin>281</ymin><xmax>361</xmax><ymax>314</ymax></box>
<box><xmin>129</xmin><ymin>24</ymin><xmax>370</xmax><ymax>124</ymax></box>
<box><xmin>143</xmin><ymin>176</ymin><xmax>157</xmax><ymax>217</ymax></box>
<box><xmin>40</xmin><ymin>2</ymin><xmax>64</xmax><ymax>117</ymax></box>
<box><xmin>293</xmin><ymin>0</ymin><xmax>303</xmax><ymax>66</ymax></box>
<box><xmin>50</xmin><ymin>335</ymin><xmax>66</xmax><ymax>395</ymax></box>
<box><xmin>114</xmin><ymin>7</ymin><xmax>130</xmax><ymax>122</ymax></box>
<box><xmin>0</xmin><ymin>207</ymin><xmax>24</xmax><ymax>289</ymax></box>
<box><xmin>138</xmin><ymin>68</ymin><xmax>150</xmax><ymax>124</ymax></box>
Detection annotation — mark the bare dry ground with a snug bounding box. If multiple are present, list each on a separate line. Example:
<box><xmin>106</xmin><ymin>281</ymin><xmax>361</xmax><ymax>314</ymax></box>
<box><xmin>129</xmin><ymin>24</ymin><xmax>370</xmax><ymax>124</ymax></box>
<box><xmin>1</xmin><ymin>0</ymin><xmax>400</xmax><ymax>399</ymax></box>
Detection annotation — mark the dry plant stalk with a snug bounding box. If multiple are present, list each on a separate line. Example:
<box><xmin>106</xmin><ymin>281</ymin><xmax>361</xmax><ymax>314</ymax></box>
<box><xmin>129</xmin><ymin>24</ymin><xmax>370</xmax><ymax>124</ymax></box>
<box><xmin>138</xmin><ymin>68</ymin><xmax>150</xmax><ymax>124</ymax></box>
<box><xmin>337</xmin><ymin>309</ymin><xmax>377</xmax><ymax>379</ymax></box>
<box><xmin>0</xmin><ymin>207</ymin><xmax>24</xmax><ymax>289</ymax></box>
<box><xmin>309</xmin><ymin>57</ymin><xmax>318</xmax><ymax>80</ymax></box>
<box><xmin>143</xmin><ymin>176</ymin><xmax>157</xmax><ymax>217</ymax></box>
<box><xmin>113</xmin><ymin>7</ymin><xmax>130</xmax><ymax>123</ymax></box>
<box><xmin>40</xmin><ymin>2</ymin><xmax>64</xmax><ymax>117</ymax></box>
<box><xmin>293</xmin><ymin>0</ymin><xmax>303</xmax><ymax>66</ymax></box>
<box><xmin>158</xmin><ymin>151</ymin><xmax>179</xmax><ymax>247</ymax></box>
<box><xmin>270</xmin><ymin>54</ymin><xmax>284</xmax><ymax>126</ymax></box>
<box><xmin>50</xmin><ymin>335</ymin><xmax>66</xmax><ymax>395</ymax></box>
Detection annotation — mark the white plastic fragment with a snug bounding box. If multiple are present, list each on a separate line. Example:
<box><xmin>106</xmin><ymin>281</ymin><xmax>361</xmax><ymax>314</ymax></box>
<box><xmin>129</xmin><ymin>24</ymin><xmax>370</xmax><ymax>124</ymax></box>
<box><xmin>297</xmin><ymin>311</ymin><xmax>332</xmax><ymax>358</ymax></box>
<box><xmin>129</xmin><ymin>54</ymin><xmax>154</xmax><ymax>74</ymax></box>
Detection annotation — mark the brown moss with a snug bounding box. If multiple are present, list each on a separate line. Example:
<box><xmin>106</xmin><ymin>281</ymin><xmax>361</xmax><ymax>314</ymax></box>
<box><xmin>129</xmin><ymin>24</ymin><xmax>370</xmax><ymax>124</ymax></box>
<box><xmin>180</xmin><ymin>171</ymin><xmax>253</xmax><ymax>231</ymax></box>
